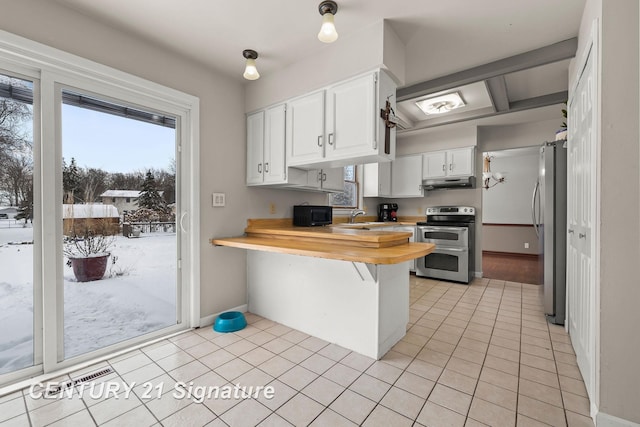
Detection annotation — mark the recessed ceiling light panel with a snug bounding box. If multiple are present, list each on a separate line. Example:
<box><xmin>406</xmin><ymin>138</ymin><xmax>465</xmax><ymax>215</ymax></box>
<box><xmin>415</xmin><ymin>92</ymin><xmax>466</xmax><ymax>115</ymax></box>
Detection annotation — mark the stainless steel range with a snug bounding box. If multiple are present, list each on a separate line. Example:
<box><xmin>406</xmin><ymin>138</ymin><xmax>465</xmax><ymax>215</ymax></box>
<box><xmin>416</xmin><ymin>206</ymin><xmax>476</xmax><ymax>283</ymax></box>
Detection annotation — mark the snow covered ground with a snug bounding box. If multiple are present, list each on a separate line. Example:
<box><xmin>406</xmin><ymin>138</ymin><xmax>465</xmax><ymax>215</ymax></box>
<box><xmin>0</xmin><ymin>219</ymin><xmax>177</xmax><ymax>375</ymax></box>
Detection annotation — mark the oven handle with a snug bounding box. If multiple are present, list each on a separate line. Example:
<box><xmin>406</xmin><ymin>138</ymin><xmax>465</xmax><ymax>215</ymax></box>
<box><xmin>419</xmin><ymin>226</ymin><xmax>468</xmax><ymax>232</ymax></box>
<box><xmin>434</xmin><ymin>246</ymin><xmax>467</xmax><ymax>252</ymax></box>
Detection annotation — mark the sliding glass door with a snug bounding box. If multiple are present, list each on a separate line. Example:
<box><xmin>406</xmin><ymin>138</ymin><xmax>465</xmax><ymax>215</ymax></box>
<box><xmin>0</xmin><ymin>35</ymin><xmax>198</xmax><ymax>389</ymax></box>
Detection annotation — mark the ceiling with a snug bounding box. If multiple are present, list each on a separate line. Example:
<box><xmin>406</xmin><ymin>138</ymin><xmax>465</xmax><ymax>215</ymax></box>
<box><xmin>53</xmin><ymin>0</ymin><xmax>587</xmax><ymax>128</ymax></box>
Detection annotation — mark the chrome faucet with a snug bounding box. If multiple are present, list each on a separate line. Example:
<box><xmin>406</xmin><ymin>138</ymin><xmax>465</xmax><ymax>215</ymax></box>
<box><xmin>349</xmin><ymin>209</ymin><xmax>366</xmax><ymax>224</ymax></box>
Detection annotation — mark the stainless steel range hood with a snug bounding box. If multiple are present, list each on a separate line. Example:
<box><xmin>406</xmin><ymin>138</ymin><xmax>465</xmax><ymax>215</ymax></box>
<box><xmin>423</xmin><ymin>176</ymin><xmax>476</xmax><ymax>190</ymax></box>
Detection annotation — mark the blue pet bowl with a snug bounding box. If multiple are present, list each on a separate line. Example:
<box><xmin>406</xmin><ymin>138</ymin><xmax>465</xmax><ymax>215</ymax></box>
<box><xmin>213</xmin><ymin>311</ymin><xmax>247</xmax><ymax>333</ymax></box>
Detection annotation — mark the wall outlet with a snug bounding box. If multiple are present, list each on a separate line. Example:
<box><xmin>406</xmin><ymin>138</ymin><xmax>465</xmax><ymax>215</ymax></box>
<box><xmin>269</xmin><ymin>203</ymin><xmax>276</xmax><ymax>214</ymax></box>
<box><xmin>417</xmin><ymin>207</ymin><xmax>423</xmax><ymax>215</ymax></box>
<box><xmin>524</xmin><ymin>242</ymin><xmax>530</xmax><ymax>249</ymax></box>
<box><xmin>212</xmin><ymin>192</ymin><xmax>225</xmax><ymax>207</ymax></box>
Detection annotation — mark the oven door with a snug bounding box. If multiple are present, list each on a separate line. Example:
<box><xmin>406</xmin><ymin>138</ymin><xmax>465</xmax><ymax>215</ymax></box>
<box><xmin>417</xmin><ymin>226</ymin><xmax>468</xmax><ymax>247</ymax></box>
<box><xmin>416</xmin><ymin>246</ymin><xmax>469</xmax><ymax>283</ymax></box>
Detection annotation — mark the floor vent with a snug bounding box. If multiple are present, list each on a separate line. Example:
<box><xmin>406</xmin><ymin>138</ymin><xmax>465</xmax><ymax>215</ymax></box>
<box><xmin>45</xmin><ymin>367</ymin><xmax>114</xmax><ymax>397</ymax></box>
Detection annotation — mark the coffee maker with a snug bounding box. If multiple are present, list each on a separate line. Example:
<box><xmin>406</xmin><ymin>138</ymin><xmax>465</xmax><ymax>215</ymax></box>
<box><xmin>378</xmin><ymin>203</ymin><xmax>398</xmax><ymax>222</ymax></box>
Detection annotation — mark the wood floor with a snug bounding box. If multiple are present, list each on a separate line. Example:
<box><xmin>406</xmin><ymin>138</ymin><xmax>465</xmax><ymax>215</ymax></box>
<box><xmin>482</xmin><ymin>251</ymin><xmax>543</xmax><ymax>285</ymax></box>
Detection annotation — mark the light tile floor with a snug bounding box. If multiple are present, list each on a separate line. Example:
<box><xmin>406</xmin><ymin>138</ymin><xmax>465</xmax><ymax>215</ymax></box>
<box><xmin>0</xmin><ymin>276</ymin><xmax>595</xmax><ymax>426</ymax></box>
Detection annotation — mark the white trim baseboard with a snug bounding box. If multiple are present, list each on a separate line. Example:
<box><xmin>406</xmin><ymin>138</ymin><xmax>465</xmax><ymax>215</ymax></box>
<box><xmin>199</xmin><ymin>304</ymin><xmax>248</xmax><ymax>328</ymax></box>
<box><xmin>596</xmin><ymin>411</ymin><xmax>640</xmax><ymax>427</ymax></box>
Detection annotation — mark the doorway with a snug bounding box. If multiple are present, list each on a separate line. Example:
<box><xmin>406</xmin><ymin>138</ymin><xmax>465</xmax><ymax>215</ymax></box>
<box><xmin>481</xmin><ymin>146</ymin><xmax>542</xmax><ymax>285</ymax></box>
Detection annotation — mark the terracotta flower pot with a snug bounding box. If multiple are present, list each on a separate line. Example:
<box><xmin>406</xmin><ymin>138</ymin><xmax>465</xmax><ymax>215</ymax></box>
<box><xmin>69</xmin><ymin>254</ymin><xmax>110</xmax><ymax>282</ymax></box>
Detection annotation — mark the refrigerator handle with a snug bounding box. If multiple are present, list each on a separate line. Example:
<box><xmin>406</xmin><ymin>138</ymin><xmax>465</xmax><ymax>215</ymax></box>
<box><xmin>531</xmin><ymin>181</ymin><xmax>540</xmax><ymax>237</ymax></box>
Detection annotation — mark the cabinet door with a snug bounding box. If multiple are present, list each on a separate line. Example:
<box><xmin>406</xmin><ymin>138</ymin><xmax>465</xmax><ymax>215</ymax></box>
<box><xmin>422</xmin><ymin>151</ymin><xmax>447</xmax><ymax>179</ymax></box>
<box><xmin>246</xmin><ymin>111</ymin><xmax>264</xmax><ymax>185</ymax></box>
<box><xmin>363</xmin><ymin>162</ymin><xmax>391</xmax><ymax>197</ymax></box>
<box><xmin>391</xmin><ymin>155</ymin><xmax>423</xmax><ymax>197</ymax></box>
<box><xmin>321</xmin><ymin>167</ymin><xmax>345</xmax><ymax>192</ymax></box>
<box><xmin>448</xmin><ymin>147</ymin><xmax>475</xmax><ymax>177</ymax></box>
<box><xmin>263</xmin><ymin>104</ymin><xmax>286</xmax><ymax>184</ymax></box>
<box><xmin>325</xmin><ymin>73</ymin><xmax>376</xmax><ymax>160</ymax></box>
<box><xmin>287</xmin><ymin>91</ymin><xmax>325</xmax><ymax>166</ymax></box>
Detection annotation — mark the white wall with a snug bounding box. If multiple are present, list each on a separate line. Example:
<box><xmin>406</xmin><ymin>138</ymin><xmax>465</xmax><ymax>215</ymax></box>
<box><xmin>482</xmin><ymin>147</ymin><xmax>539</xmax><ymax>224</ymax></box>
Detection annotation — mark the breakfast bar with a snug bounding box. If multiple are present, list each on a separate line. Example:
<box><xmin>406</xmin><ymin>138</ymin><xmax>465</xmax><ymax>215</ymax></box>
<box><xmin>212</xmin><ymin>220</ymin><xmax>434</xmax><ymax>359</ymax></box>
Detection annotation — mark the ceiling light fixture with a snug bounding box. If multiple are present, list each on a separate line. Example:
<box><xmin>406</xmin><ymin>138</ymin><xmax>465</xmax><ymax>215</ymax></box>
<box><xmin>415</xmin><ymin>92</ymin><xmax>466</xmax><ymax>115</ymax></box>
<box><xmin>242</xmin><ymin>49</ymin><xmax>260</xmax><ymax>80</ymax></box>
<box><xmin>317</xmin><ymin>1</ymin><xmax>339</xmax><ymax>43</ymax></box>
<box><xmin>482</xmin><ymin>153</ymin><xmax>506</xmax><ymax>189</ymax></box>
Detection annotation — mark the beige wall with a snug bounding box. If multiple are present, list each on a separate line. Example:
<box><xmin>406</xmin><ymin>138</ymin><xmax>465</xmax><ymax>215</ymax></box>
<box><xmin>0</xmin><ymin>0</ymin><xmax>327</xmax><ymax>320</ymax></box>
<box><xmin>482</xmin><ymin>225</ymin><xmax>539</xmax><ymax>255</ymax></box>
<box><xmin>595</xmin><ymin>0</ymin><xmax>640</xmax><ymax>423</ymax></box>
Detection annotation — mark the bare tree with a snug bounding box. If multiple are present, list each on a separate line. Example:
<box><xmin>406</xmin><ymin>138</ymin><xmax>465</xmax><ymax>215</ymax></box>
<box><xmin>1</xmin><ymin>154</ymin><xmax>32</xmax><ymax>206</ymax></box>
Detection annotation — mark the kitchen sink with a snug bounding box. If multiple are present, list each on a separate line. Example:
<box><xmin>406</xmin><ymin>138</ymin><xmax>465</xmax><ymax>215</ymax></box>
<box><xmin>332</xmin><ymin>222</ymin><xmax>388</xmax><ymax>228</ymax></box>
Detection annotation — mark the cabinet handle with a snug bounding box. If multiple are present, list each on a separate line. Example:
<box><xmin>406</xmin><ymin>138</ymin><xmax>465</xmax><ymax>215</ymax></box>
<box><xmin>322</xmin><ymin>173</ymin><xmax>327</xmax><ymax>181</ymax></box>
<box><xmin>258</xmin><ymin>163</ymin><xmax>262</xmax><ymax>173</ymax></box>
<box><xmin>568</xmin><ymin>229</ymin><xmax>574</xmax><ymax>233</ymax></box>
<box><xmin>449</xmin><ymin>163</ymin><xmax>453</xmax><ymax>171</ymax></box>
<box><xmin>317</xmin><ymin>136</ymin><xmax>323</xmax><ymax>147</ymax></box>
<box><xmin>264</xmin><ymin>162</ymin><xmax>269</xmax><ymax>173</ymax></box>
<box><xmin>328</xmin><ymin>133</ymin><xmax>334</xmax><ymax>145</ymax></box>
<box><xmin>579</xmin><ymin>233</ymin><xmax>586</xmax><ymax>239</ymax></box>
<box><xmin>318</xmin><ymin>171</ymin><xmax>323</xmax><ymax>182</ymax></box>
<box><xmin>442</xmin><ymin>164</ymin><xmax>445</xmax><ymax>172</ymax></box>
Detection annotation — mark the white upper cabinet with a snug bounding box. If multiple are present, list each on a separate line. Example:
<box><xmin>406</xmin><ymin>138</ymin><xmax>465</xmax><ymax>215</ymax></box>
<box><xmin>287</xmin><ymin>69</ymin><xmax>396</xmax><ymax>169</ymax></box>
<box><xmin>391</xmin><ymin>155</ymin><xmax>424</xmax><ymax>198</ymax></box>
<box><xmin>305</xmin><ymin>167</ymin><xmax>344</xmax><ymax>192</ymax></box>
<box><xmin>246</xmin><ymin>110</ymin><xmax>265</xmax><ymax>185</ymax></box>
<box><xmin>246</xmin><ymin>104</ymin><xmax>287</xmax><ymax>185</ymax></box>
<box><xmin>264</xmin><ymin>104</ymin><xmax>287</xmax><ymax>183</ymax></box>
<box><xmin>363</xmin><ymin>162</ymin><xmax>391</xmax><ymax>197</ymax></box>
<box><xmin>447</xmin><ymin>147</ymin><xmax>474</xmax><ymax>177</ymax></box>
<box><xmin>325</xmin><ymin>74</ymin><xmax>376</xmax><ymax>161</ymax></box>
<box><xmin>422</xmin><ymin>151</ymin><xmax>447</xmax><ymax>179</ymax></box>
<box><xmin>286</xmin><ymin>91</ymin><xmax>325</xmax><ymax>166</ymax></box>
<box><xmin>422</xmin><ymin>146</ymin><xmax>476</xmax><ymax>180</ymax></box>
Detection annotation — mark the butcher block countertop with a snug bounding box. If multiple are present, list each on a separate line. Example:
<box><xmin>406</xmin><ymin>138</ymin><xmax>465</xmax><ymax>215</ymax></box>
<box><xmin>211</xmin><ymin>219</ymin><xmax>434</xmax><ymax>265</ymax></box>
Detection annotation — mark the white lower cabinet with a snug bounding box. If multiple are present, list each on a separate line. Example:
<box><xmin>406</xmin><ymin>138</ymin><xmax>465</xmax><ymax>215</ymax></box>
<box><xmin>378</xmin><ymin>225</ymin><xmax>416</xmax><ymax>272</ymax></box>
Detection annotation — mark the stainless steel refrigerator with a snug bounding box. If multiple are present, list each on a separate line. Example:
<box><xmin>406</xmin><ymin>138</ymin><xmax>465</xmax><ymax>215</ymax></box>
<box><xmin>531</xmin><ymin>141</ymin><xmax>567</xmax><ymax>325</ymax></box>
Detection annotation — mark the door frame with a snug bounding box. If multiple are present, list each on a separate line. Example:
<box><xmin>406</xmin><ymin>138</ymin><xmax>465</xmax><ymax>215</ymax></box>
<box><xmin>0</xmin><ymin>29</ymin><xmax>201</xmax><ymax>390</ymax></box>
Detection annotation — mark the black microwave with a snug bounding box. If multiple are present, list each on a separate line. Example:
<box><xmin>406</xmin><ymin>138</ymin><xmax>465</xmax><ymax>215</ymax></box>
<box><xmin>293</xmin><ymin>205</ymin><xmax>332</xmax><ymax>227</ymax></box>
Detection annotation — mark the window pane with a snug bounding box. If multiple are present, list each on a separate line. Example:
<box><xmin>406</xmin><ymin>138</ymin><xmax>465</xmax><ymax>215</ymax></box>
<box><xmin>0</xmin><ymin>74</ymin><xmax>35</xmax><ymax>375</ymax></box>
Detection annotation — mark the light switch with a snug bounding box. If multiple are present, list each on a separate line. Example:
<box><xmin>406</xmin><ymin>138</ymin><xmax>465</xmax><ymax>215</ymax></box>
<box><xmin>212</xmin><ymin>193</ymin><xmax>226</xmax><ymax>207</ymax></box>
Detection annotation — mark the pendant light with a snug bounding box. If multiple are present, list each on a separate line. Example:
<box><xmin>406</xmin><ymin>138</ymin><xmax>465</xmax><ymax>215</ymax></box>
<box><xmin>482</xmin><ymin>153</ymin><xmax>506</xmax><ymax>189</ymax></box>
<box><xmin>242</xmin><ymin>49</ymin><xmax>260</xmax><ymax>80</ymax></box>
<box><xmin>317</xmin><ymin>1</ymin><xmax>339</xmax><ymax>43</ymax></box>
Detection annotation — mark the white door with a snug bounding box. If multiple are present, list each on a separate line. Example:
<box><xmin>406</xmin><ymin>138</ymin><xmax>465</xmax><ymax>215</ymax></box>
<box><xmin>567</xmin><ymin>42</ymin><xmax>597</xmax><ymax>401</ymax></box>
<box><xmin>287</xmin><ymin>91</ymin><xmax>324</xmax><ymax>166</ymax></box>
<box><xmin>246</xmin><ymin>111</ymin><xmax>264</xmax><ymax>185</ymax></box>
<box><xmin>325</xmin><ymin>73</ymin><xmax>376</xmax><ymax>160</ymax></box>
<box><xmin>422</xmin><ymin>151</ymin><xmax>447</xmax><ymax>179</ymax></box>
<box><xmin>264</xmin><ymin>104</ymin><xmax>286</xmax><ymax>184</ymax></box>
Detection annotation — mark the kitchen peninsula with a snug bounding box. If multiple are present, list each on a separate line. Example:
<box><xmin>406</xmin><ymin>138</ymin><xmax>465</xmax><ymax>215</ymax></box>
<box><xmin>212</xmin><ymin>220</ymin><xmax>435</xmax><ymax>359</ymax></box>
